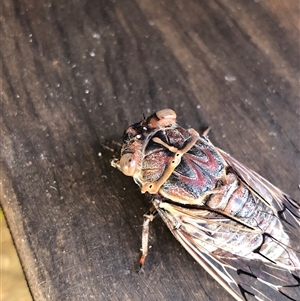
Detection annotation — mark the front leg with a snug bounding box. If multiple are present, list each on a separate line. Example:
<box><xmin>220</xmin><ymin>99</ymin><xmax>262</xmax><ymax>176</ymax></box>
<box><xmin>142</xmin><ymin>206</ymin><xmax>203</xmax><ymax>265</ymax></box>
<box><xmin>139</xmin><ymin>205</ymin><xmax>158</xmax><ymax>272</ymax></box>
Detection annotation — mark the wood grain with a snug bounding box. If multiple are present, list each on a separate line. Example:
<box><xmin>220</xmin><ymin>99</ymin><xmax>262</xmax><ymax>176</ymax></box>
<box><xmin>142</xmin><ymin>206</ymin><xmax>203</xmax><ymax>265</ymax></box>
<box><xmin>1</xmin><ymin>0</ymin><xmax>299</xmax><ymax>300</ymax></box>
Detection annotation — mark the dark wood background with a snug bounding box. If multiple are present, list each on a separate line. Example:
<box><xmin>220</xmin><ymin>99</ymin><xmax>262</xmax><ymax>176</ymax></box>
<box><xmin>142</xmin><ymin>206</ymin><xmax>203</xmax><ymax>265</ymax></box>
<box><xmin>1</xmin><ymin>1</ymin><xmax>299</xmax><ymax>301</ymax></box>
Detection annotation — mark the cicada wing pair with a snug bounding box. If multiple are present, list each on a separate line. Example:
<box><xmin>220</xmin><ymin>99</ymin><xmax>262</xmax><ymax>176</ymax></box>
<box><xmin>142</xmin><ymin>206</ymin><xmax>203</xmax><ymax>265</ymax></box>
<box><xmin>112</xmin><ymin>109</ymin><xmax>300</xmax><ymax>301</ymax></box>
<box><xmin>154</xmin><ymin>148</ymin><xmax>300</xmax><ymax>301</ymax></box>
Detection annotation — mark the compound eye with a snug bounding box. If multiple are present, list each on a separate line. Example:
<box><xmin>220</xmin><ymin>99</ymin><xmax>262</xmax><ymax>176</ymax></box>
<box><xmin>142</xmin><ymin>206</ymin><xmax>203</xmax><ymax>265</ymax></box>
<box><xmin>156</xmin><ymin>109</ymin><xmax>176</xmax><ymax>121</ymax></box>
<box><xmin>119</xmin><ymin>153</ymin><xmax>137</xmax><ymax>176</ymax></box>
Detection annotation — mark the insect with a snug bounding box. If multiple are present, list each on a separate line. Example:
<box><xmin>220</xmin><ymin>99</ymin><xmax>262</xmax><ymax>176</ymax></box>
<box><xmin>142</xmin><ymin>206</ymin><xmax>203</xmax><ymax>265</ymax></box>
<box><xmin>111</xmin><ymin>109</ymin><xmax>300</xmax><ymax>301</ymax></box>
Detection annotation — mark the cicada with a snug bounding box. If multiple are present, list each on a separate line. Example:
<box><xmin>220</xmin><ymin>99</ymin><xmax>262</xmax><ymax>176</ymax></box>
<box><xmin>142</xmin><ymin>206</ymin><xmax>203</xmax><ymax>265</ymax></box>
<box><xmin>111</xmin><ymin>109</ymin><xmax>300</xmax><ymax>301</ymax></box>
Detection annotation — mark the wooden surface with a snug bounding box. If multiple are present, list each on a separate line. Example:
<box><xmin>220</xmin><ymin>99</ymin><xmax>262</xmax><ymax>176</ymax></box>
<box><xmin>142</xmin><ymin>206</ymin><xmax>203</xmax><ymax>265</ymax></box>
<box><xmin>1</xmin><ymin>1</ymin><xmax>299</xmax><ymax>301</ymax></box>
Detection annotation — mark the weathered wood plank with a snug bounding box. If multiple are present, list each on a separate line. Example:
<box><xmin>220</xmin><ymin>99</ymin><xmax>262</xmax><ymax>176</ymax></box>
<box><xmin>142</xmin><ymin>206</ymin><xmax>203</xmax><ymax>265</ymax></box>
<box><xmin>1</xmin><ymin>0</ymin><xmax>299</xmax><ymax>300</ymax></box>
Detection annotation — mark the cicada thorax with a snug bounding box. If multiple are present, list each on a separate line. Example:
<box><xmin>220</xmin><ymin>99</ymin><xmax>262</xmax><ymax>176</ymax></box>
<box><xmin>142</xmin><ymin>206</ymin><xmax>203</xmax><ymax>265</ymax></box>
<box><xmin>140</xmin><ymin>128</ymin><xmax>226</xmax><ymax>203</ymax></box>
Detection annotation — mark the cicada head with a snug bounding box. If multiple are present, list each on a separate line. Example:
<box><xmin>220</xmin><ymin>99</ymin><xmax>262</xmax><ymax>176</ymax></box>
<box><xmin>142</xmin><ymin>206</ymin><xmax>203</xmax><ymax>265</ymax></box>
<box><xmin>112</xmin><ymin>109</ymin><xmax>179</xmax><ymax>185</ymax></box>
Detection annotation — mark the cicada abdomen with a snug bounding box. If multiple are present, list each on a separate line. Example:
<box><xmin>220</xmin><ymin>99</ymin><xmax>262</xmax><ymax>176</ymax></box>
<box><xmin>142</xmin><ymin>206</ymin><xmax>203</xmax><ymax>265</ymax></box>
<box><xmin>112</xmin><ymin>109</ymin><xmax>300</xmax><ymax>301</ymax></box>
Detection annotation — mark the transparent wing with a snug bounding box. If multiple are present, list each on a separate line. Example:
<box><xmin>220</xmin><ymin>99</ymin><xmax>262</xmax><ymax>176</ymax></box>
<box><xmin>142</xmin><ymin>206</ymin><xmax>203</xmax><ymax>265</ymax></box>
<box><xmin>217</xmin><ymin>148</ymin><xmax>300</xmax><ymax>229</ymax></box>
<box><xmin>154</xmin><ymin>200</ymin><xmax>300</xmax><ymax>301</ymax></box>
<box><xmin>217</xmin><ymin>148</ymin><xmax>300</xmax><ymax>257</ymax></box>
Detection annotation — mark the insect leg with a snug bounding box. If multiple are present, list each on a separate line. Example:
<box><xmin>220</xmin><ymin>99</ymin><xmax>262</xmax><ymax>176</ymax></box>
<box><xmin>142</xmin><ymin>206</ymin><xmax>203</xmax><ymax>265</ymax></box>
<box><xmin>139</xmin><ymin>206</ymin><xmax>158</xmax><ymax>271</ymax></box>
<box><xmin>201</xmin><ymin>127</ymin><xmax>210</xmax><ymax>137</ymax></box>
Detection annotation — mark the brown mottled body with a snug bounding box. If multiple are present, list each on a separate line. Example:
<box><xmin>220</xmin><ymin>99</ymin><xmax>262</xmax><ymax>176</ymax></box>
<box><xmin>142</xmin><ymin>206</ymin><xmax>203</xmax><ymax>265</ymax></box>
<box><xmin>112</xmin><ymin>109</ymin><xmax>300</xmax><ymax>301</ymax></box>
